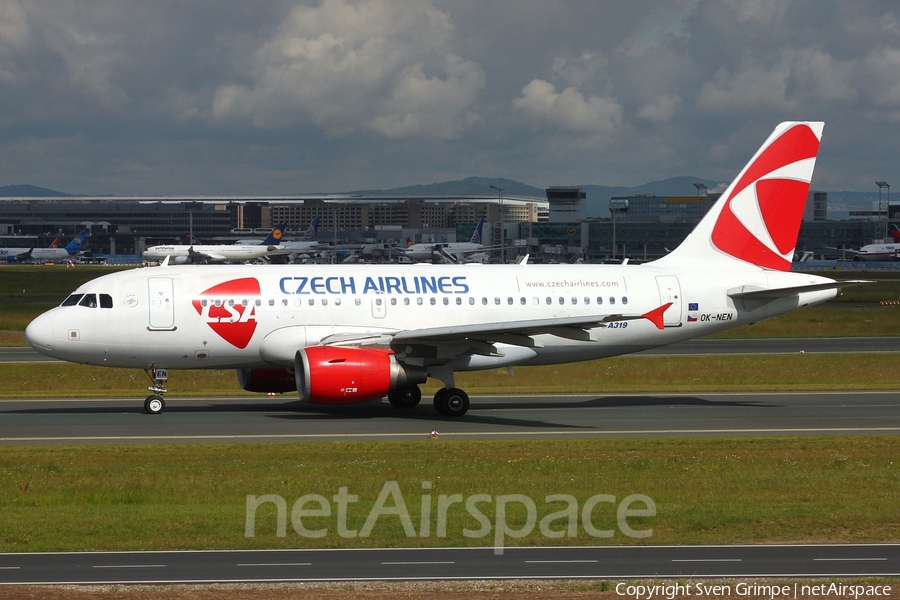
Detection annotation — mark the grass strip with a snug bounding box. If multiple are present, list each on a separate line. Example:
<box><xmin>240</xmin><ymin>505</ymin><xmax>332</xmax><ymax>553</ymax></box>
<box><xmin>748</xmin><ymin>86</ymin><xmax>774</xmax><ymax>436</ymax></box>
<box><xmin>0</xmin><ymin>436</ymin><xmax>897</xmax><ymax>552</ymax></box>
<box><xmin>1</xmin><ymin>353</ymin><xmax>898</xmax><ymax>398</ymax></box>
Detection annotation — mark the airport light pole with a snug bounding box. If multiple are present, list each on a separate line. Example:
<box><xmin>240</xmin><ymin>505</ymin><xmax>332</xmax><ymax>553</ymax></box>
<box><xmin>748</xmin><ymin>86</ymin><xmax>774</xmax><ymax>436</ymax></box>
<box><xmin>490</xmin><ymin>185</ymin><xmax>505</xmax><ymax>263</ymax></box>
<box><xmin>877</xmin><ymin>181</ymin><xmax>890</xmax><ymax>240</ymax></box>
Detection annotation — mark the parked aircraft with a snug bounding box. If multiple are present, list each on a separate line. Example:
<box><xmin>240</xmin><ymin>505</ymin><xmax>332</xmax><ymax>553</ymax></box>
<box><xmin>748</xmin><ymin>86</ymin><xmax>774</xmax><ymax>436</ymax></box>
<box><xmin>265</xmin><ymin>217</ymin><xmax>321</xmax><ymax>262</ymax></box>
<box><xmin>27</xmin><ymin>122</ymin><xmax>864</xmax><ymax>417</ymax></box>
<box><xmin>833</xmin><ymin>225</ymin><xmax>900</xmax><ymax>261</ymax></box>
<box><xmin>0</xmin><ymin>230</ymin><xmax>87</xmax><ymax>263</ymax></box>
<box><xmin>404</xmin><ymin>218</ymin><xmax>488</xmax><ymax>263</ymax></box>
<box><xmin>142</xmin><ymin>223</ymin><xmax>286</xmax><ymax>264</ymax></box>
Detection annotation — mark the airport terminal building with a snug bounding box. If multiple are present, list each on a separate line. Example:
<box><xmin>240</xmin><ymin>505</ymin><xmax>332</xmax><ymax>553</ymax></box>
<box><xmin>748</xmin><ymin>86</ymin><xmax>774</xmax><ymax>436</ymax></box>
<box><xmin>0</xmin><ymin>190</ymin><xmax>894</xmax><ymax>264</ymax></box>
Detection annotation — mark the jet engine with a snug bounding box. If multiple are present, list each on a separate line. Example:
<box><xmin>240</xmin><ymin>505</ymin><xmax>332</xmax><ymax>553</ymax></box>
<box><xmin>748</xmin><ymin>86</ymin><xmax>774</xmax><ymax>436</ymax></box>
<box><xmin>295</xmin><ymin>346</ymin><xmax>426</xmax><ymax>405</ymax></box>
<box><xmin>237</xmin><ymin>368</ymin><xmax>297</xmax><ymax>393</ymax></box>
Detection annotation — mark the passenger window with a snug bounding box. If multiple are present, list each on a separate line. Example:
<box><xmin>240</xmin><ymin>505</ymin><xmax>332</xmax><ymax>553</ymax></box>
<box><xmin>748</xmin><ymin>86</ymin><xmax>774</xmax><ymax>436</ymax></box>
<box><xmin>78</xmin><ymin>294</ymin><xmax>98</xmax><ymax>308</ymax></box>
<box><xmin>335</xmin><ymin>298</ymin><xmax>341</xmax><ymax>307</ymax></box>
<box><xmin>404</xmin><ymin>298</ymin><xmax>410</xmax><ymax>306</ymax></box>
<box><xmin>99</xmin><ymin>294</ymin><xmax>113</xmax><ymax>309</ymax></box>
<box><xmin>430</xmin><ymin>298</ymin><xmax>436</xmax><ymax>305</ymax></box>
<box><xmin>391</xmin><ymin>298</ymin><xmax>397</xmax><ymax>306</ymax></box>
<box><xmin>268</xmin><ymin>299</ymin><xmax>275</xmax><ymax>306</ymax></box>
<box><xmin>62</xmin><ymin>294</ymin><xmax>83</xmax><ymax>307</ymax></box>
<box><xmin>456</xmin><ymin>297</ymin><xmax>462</xmax><ymax>305</ymax></box>
<box><xmin>546</xmin><ymin>297</ymin><xmax>551</xmax><ymax>305</ymax></box>
<box><xmin>355</xmin><ymin>298</ymin><xmax>362</xmax><ymax>306</ymax></box>
<box><xmin>308</xmin><ymin>298</ymin><xmax>315</xmax><ymax>306</ymax></box>
<box><xmin>571</xmin><ymin>297</ymin><xmax>577</xmax><ymax>305</ymax></box>
<box><xmin>507</xmin><ymin>297</ymin><xmax>513</xmax><ymax>305</ymax></box>
<box><xmin>443</xmin><ymin>297</ymin><xmax>449</xmax><ymax>305</ymax></box>
<box><xmin>558</xmin><ymin>297</ymin><xmax>564</xmax><ymax>305</ymax></box>
<box><xmin>494</xmin><ymin>297</ymin><xmax>500</xmax><ymax>305</ymax></box>
<box><xmin>520</xmin><ymin>297</ymin><xmax>526</xmax><ymax>305</ymax></box>
<box><xmin>597</xmin><ymin>297</ymin><xmax>603</xmax><ymax>305</ymax></box>
<box><xmin>584</xmin><ymin>297</ymin><xmax>590</xmax><ymax>305</ymax></box>
<box><xmin>482</xmin><ymin>297</ymin><xmax>488</xmax><ymax>305</ymax></box>
<box><xmin>622</xmin><ymin>296</ymin><xmax>628</xmax><ymax>305</ymax></box>
<box><xmin>468</xmin><ymin>297</ymin><xmax>475</xmax><ymax>305</ymax></box>
<box><xmin>609</xmin><ymin>297</ymin><xmax>616</xmax><ymax>305</ymax></box>
<box><xmin>417</xmin><ymin>298</ymin><xmax>423</xmax><ymax>306</ymax></box>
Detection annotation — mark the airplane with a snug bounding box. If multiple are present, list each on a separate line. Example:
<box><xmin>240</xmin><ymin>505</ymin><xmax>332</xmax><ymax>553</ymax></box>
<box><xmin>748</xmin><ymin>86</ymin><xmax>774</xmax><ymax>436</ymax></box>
<box><xmin>26</xmin><ymin>122</ymin><xmax>866</xmax><ymax>417</ymax></box>
<box><xmin>832</xmin><ymin>225</ymin><xmax>900</xmax><ymax>261</ymax></box>
<box><xmin>142</xmin><ymin>223</ymin><xmax>287</xmax><ymax>264</ymax></box>
<box><xmin>264</xmin><ymin>217</ymin><xmax>321</xmax><ymax>262</ymax></box>
<box><xmin>0</xmin><ymin>230</ymin><xmax>88</xmax><ymax>263</ymax></box>
<box><xmin>403</xmin><ymin>218</ymin><xmax>488</xmax><ymax>263</ymax></box>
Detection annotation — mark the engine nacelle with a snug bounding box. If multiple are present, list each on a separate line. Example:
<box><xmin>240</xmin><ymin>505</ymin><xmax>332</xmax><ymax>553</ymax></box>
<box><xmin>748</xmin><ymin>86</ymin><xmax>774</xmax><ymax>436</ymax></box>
<box><xmin>237</xmin><ymin>368</ymin><xmax>297</xmax><ymax>393</ymax></box>
<box><xmin>171</xmin><ymin>255</ymin><xmax>190</xmax><ymax>264</ymax></box>
<box><xmin>295</xmin><ymin>346</ymin><xmax>426</xmax><ymax>405</ymax></box>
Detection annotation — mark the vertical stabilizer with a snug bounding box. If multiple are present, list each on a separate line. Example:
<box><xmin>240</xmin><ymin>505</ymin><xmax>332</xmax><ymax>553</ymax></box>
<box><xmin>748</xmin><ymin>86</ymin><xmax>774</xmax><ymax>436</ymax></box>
<box><xmin>656</xmin><ymin>122</ymin><xmax>823</xmax><ymax>271</ymax></box>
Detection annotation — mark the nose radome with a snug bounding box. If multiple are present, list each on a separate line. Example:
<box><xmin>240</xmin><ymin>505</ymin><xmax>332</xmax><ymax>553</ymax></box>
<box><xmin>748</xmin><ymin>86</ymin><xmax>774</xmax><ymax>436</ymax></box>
<box><xmin>25</xmin><ymin>313</ymin><xmax>54</xmax><ymax>353</ymax></box>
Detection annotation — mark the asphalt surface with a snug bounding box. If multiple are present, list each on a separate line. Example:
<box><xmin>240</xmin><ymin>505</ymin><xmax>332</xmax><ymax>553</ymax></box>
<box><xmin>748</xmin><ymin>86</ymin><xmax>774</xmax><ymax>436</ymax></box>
<box><xmin>1</xmin><ymin>544</ymin><xmax>898</xmax><ymax>584</ymax></box>
<box><xmin>2</xmin><ymin>336</ymin><xmax>898</xmax><ymax>364</ymax></box>
<box><xmin>0</xmin><ymin>390</ymin><xmax>898</xmax><ymax>444</ymax></box>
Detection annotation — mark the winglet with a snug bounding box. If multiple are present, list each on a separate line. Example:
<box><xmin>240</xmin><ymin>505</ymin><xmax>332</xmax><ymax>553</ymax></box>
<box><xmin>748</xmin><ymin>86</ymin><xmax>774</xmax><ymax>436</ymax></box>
<box><xmin>642</xmin><ymin>302</ymin><xmax>672</xmax><ymax>330</ymax></box>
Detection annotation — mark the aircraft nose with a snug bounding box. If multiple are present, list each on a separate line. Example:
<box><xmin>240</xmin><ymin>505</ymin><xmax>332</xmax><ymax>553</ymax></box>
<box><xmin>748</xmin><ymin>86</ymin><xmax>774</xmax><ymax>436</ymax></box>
<box><xmin>25</xmin><ymin>313</ymin><xmax>54</xmax><ymax>354</ymax></box>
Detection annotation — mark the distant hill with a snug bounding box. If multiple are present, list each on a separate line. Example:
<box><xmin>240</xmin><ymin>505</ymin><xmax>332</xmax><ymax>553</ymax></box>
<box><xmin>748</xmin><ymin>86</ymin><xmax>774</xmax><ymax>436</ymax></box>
<box><xmin>351</xmin><ymin>175</ymin><xmax>723</xmax><ymax>218</ymax></box>
<box><xmin>349</xmin><ymin>177</ymin><xmax>546</xmax><ymax>198</ymax></box>
<box><xmin>0</xmin><ymin>184</ymin><xmax>71</xmax><ymax>197</ymax></box>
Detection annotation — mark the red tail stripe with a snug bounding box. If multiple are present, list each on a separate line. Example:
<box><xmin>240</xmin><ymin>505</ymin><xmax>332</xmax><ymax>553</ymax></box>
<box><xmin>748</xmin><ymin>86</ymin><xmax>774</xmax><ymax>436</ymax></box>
<box><xmin>642</xmin><ymin>302</ymin><xmax>672</xmax><ymax>330</ymax></box>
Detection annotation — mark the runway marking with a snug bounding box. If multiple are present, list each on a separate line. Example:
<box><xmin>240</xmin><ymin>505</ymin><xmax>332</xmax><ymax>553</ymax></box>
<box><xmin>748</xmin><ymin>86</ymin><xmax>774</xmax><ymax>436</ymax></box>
<box><xmin>671</xmin><ymin>558</ymin><xmax>742</xmax><ymax>562</ymax></box>
<box><xmin>92</xmin><ymin>564</ymin><xmax>166</xmax><ymax>569</ymax></box>
<box><xmin>525</xmin><ymin>560</ymin><xmax>599</xmax><ymax>564</ymax></box>
<box><xmin>3</xmin><ymin>426</ymin><xmax>900</xmax><ymax>443</ymax></box>
<box><xmin>237</xmin><ymin>562</ymin><xmax>312</xmax><ymax>567</ymax></box>
<box><xmin>0</xmin><ymin>566</ymin><xmax>20</xmax><ymax>570</ymax></box>
<box><xmin>382</xmin><ymin>561</ymin><xmax>455</xmax><ymax>565</ymax></box>
<box><xmin>813</xmin><ymin>557</ymin><xmax>887</xmax><ymax>561</ymax></box>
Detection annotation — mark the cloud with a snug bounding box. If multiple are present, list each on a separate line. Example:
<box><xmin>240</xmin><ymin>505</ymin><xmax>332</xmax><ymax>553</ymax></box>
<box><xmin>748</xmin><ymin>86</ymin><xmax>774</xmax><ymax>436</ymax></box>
<box><xmin>512</xmin><ymin>79</ymin><xmax>623</xmax><ymax>135</ymax></box>
<box><xmin>210</xmin><ymin>0</ymin><xmax>484</xmax><ymax>139</ymax></box>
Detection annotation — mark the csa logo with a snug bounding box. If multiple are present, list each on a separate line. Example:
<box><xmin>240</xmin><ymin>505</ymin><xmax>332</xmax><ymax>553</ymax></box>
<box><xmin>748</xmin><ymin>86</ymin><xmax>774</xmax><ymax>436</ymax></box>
<box><xmin>710</xmin><ymin>123</ymin><xmax>820</xmax><ymax>271</ymax></box>
<box><xmin>191</xmin><ymin>278</ymin><xmax>260</xmax><ymax>349</ymax></box>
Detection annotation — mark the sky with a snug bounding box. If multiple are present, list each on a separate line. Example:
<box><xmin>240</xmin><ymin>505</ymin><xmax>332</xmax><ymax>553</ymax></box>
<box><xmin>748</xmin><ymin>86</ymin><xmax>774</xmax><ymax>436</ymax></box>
<box><xmin>0</xmin><ymin>0</ymin><xmax>898</xmax><ymax>196</ymax></box>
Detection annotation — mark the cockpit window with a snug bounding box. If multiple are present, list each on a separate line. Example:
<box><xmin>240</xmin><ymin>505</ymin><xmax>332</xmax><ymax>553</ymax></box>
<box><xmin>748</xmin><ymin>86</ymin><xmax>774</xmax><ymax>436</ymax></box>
<box><xmin>100</xmin><ymin>294</ymin><xmax>113</xmax><ymax>309</ymax></box>
<box><xmin>78</xmin><ymin>294</ymin><xmax>98</xmax><ymax>308</ymax></box>
<box><xmin>61</xmin><ymin>294</ymin><xmax>83</xmax><ymax>307</ymax></box>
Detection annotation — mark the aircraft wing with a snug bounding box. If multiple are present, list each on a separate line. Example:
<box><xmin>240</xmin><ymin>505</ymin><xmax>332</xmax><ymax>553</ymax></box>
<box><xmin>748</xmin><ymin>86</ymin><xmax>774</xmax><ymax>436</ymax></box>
<box><xmin>187</xmin><ymin>247</ymin><xmax>228</xmax><ymax>263</ymax></box>
<box><xmin>317</xmin><ymin>304</ymin><xmax>672</xmax><ymax>359</ymax></box>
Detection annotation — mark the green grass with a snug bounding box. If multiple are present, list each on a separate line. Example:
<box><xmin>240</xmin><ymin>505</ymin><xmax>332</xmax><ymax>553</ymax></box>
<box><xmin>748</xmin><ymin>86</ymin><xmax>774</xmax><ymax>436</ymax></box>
<box><xmin>1</xmin><ymin>353</ymin><xmax>899</xmax><ymax>398</ymax></box>
<box><xmin>0</xmin><ymin>437</ymin><xmax>897</xmax><ymax>552</ymax></box>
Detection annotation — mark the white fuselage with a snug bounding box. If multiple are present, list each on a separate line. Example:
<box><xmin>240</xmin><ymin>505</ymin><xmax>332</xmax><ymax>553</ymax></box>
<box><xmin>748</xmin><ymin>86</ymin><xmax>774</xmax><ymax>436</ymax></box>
<box><xmin>25</xmin><ymin>262</ymin><xmax>837</xmax><ymax>372</ymax></box>
<box><xmin>142</xmin><ymin>244</ymin><xmax>275</xmax><ymax>263</ymax></box>
<box><xmin>856</xmin><ymin>243</ymin><xmax>900</xmax><ymax>261</ymax></box>
<box><xmin>404</xmin><ymin>242</ymin><xmax>484</xmax><ymax>262</ymax></box>
<box><xmin>0</xmin><ymin>247</ymin><xmax>76</xmax><ymax>261</ymax></box>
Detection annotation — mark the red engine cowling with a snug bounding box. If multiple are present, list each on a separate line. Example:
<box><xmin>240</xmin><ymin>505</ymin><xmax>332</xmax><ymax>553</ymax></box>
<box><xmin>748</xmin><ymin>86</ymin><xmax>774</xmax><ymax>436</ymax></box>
<box><xmin>295</xmin><ymin>347</ymin><xmax>426</xmax><ymax>405</ymax></box>
<box><xmin>237</xmin><ymin>368</ymin><xmax>298</xmax><ymax>394</ymax></box>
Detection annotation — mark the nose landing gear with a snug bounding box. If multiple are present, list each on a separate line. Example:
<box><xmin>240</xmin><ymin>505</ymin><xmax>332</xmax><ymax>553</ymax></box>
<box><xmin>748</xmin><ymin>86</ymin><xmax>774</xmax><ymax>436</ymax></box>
<box><xmin>144</xmin><ymin>367</ymin><xmax>168</xmax><ymax>414</ymax></box>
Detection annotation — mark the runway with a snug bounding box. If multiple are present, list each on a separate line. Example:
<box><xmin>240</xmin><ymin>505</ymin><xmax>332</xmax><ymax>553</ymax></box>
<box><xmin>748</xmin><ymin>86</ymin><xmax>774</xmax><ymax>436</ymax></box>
<box><xmin>1</xmin><ymin>390</ymin><xmax>899</xmax><ymax>444</ymax></box>
<box><xmin>1</xmin><ymin>544</ymin><xmax>898</xmax><ymax>584</ymax></box>
<box><xmin>2</xmin><ymin>337</ymin><xmax>898</xmax><ymax>364</ymax></box>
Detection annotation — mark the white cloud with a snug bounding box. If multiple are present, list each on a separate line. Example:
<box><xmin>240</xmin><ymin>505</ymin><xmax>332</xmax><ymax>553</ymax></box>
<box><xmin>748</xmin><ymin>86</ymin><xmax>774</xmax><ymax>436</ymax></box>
<box><xmin>512</xmin><ymin>79</ymin><xmax>623</xmax><ymax>135</ymax></box>
<box><xmin>210</xmin><ymin>0</ymin><xmax>484</xmax><ymax>139</ymax></box>
<box><xmin>637</xmin><ymin>94</ymin><xmax>681</xmax><ymax>123</ymax></box>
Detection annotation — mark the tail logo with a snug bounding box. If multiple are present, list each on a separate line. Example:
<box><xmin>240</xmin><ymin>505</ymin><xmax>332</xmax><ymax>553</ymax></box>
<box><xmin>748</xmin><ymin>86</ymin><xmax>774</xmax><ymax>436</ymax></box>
<box><xmin>191</xmin><ymin>278</ymin><xmax>260</xmax><ymax>349</ymax></box>
<box><xmin>710</xmin><ymin>124</ymin><xmax>820</xmax><ymax>271</ymax></box>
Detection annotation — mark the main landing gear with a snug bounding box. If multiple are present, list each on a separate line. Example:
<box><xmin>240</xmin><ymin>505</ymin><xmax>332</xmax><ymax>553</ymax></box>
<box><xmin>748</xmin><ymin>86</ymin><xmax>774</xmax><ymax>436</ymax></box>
<box><xmin>433</xmin><ymin>387</ymin><xmax>470</xmax><ymax>417</ymax></box>
<box><xmin>143</xmin><ymin>367</ymin><xmax>168</xmax><ymax>415</ymax></box>
<box><xmin>386</xmin><ymin>384</ymin><xmax>470</xmax><ymax>416</ymax></box>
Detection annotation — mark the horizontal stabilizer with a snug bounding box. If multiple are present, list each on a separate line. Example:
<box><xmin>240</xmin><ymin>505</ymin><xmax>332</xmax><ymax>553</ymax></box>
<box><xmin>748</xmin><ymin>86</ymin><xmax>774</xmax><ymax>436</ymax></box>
<box><xmin>728</xmin><ymin>280</ymin><xmax>872</xmax><ymax>300</ymax></box>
